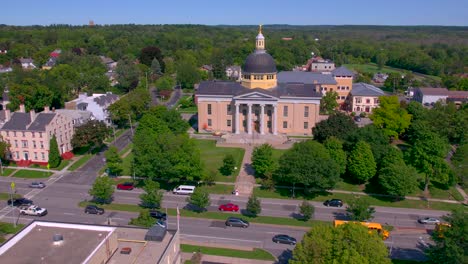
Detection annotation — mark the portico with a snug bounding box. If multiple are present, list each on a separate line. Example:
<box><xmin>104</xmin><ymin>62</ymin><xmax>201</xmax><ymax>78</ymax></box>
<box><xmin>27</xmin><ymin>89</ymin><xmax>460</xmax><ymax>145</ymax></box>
<box><xmin>234</xmin><ymin>101</ymin><xmax>277</xmax><ymax>135</ymax></box>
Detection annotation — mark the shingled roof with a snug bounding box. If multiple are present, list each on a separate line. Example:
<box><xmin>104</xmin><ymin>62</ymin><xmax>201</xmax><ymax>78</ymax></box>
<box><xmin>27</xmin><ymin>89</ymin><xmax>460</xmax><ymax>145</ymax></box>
<box><xmin>332</xmin><ymin>66</ymin><xmax>354</xmax><ymax>77</ymax></box>
<box><xmin>277</xmin><ymin>71</ymin><xmax>337</xmax><ymax>85</ymax></box>
<box><xmin>1</xmin><ymin>112</ymin><xmax>56</xmax><ymax>131</ymax></box>
<box><xmin>27</xmin><ymin>113</ymin><xmax>56</xmax><ymax>131</ymax></box>
<box><xmin>351</xmin><ymin>83</ymin><xmax>385</xmax><ymax>96</ymax></box>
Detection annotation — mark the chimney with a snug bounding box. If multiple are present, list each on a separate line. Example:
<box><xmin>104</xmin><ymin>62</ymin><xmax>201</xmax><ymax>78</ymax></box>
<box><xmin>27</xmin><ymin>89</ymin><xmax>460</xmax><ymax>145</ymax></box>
<box><xmin>19</xmin><ymin>104</ymin><xmax>25</xmax><ymax>113</ymax></box>
<box><xmin>30</xmin><ymin>110</ymin><xmax>36</xmax><ymax>121</ymax></box>
<box><xmin>5</xmin><ymin>109</ymin><xmax>11</xmax><ymax>121</ymax></box>
<box><xmin>44</xmin><ymin>106</ymin><xmax>50</xmax><ymax>113</ymax></box>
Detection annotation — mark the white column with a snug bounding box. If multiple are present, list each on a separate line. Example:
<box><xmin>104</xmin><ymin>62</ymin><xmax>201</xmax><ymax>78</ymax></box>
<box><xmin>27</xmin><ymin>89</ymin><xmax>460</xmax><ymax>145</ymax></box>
<box><xmin>247</xmin><ymin>103</ymin><xmax>252</xmax><ymax>135</ymax></box>
<box><xmin>272</xmin><ymin>105</ymin><xmax>277</xmax><ymax>135</ymax></box>
<box><xmin>260</xmin><ymin>104</ymin><xmax>265</xmax><ymax>135</ymax></box>
<box><xmin>235</xmin><ymin>103</ymin><xmax>240</xmax><ymax>134</ymax></box>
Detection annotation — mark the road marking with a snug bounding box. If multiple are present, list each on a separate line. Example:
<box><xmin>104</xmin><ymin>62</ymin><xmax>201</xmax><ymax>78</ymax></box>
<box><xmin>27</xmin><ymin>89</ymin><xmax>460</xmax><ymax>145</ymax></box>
<box><xmin>180</xmin><ymin>234</ymin><xmax>262</xmax><ymax>244</ymax></box>
<box><xmin>63</xmin><ymin>213</ymin><xmax>75</xmax><ymax>216</ymax></box>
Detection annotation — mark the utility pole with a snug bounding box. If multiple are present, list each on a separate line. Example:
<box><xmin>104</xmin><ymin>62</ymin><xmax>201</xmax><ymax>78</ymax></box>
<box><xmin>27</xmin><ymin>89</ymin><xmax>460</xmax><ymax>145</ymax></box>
<box><xmin>128</xmin><ymin>114</ymin><xmax>134</xmax><ymax>136</ymax></box>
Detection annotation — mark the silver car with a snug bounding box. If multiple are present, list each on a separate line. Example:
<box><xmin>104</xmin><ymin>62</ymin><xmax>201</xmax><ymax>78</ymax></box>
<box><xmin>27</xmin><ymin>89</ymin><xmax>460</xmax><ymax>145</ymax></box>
<box><xmin>29</xmin><ymin>182</ymin><xmax>46</xmax><ymax>189</ymax></box>
<box><xmin>418</xmin><ymin>217</ymin><xmax>440</xmax><ymax>225</ymax></box>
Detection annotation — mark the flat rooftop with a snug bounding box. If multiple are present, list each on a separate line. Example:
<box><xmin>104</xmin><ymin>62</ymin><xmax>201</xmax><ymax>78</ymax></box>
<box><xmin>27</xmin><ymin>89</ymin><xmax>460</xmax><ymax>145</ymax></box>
<box><xmin>0</xmin><ymin>223</ymin><xmax>114</xmax><ymax>264</ymax></box>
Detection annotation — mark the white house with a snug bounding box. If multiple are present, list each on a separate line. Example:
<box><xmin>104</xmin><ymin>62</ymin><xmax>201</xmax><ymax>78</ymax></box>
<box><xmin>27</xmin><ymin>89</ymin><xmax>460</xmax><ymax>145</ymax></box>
<box><xmin>413</xmin><ymin>87</ymin><xmax>448</xmax><ymax>105</ymax></box>
<box><xmin>64</xmin><ymin>93</ymin><xmax>119</xmax><ymax>126</ymax></box>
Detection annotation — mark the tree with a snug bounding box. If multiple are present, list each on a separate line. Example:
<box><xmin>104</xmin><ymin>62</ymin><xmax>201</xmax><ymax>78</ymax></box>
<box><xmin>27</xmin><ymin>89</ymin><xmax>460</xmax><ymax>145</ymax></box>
<box><xmin>251</xmin><ymin>144</ymin><xmax>276</xmax><ymax>178</ymax></box>
<box><xmin>291</xmin><ymin>223</ymin><xmax>391</xmax><ymax>264</ymax></box>
<box><xmin>274</xmin><ymin>141</ymin><xmax>340</xmax><ymax>192</ymax></box>
<box><xmin>155</xmin><ymin>76</ymin><xmax>175</xmax><ymax>91</ymax></box>
<box><xmin>452</xmin><ymin>143</ymin><xmax>468</xmax><ymax>188</ymax></box>
<box><xmin>129</xmin><ymin>211</ymin><xmax>156</xmax><ymax>228</ymax></box>
<box><xmin>246</xmin><ymin>194</ymin><xmax>262</xmax><ymax>217</ymax></box>
<box><xmin>313</xmin><ymin>112</ymin><xmax>357</xmax><ymax>143</ymax></box>
<box><xmin>376</xmin><ymin>53</ymin><xmax>388</xmax><ymax>70</ymax></box>
<box><xmin>320</xmin><ymin>91</ymin><xmax>339</xmax><ymax>114</ymax></box>
<box><xmin>151</xmin><ymin>58</ymin><xmax>162</xmax><ymax>77</ymax></box>
<box><xmin>48</xmin><ymin>135</ymin><xmax>61</xmax><ymax>168</ymax></box>
<box><xmin>347</xmin><ymin>141</ymin><xmax>377</xmax><ymax>183</ymax></box>
<box><xmin>176</xmin><ymin>61</ymin><xmax>200</xmax><ymax>89</ymax></box>
<box><xmin>71</xmin><ymin>120</ymin><xmax>110</xmax><ymax>152</ymax></box>
<box><xmin>104</xmin><ymin>146</ymin><xmax>122</xmax><ymax>176</ymax></box>
<box><xmin>140</xmin><ymin>46</ymin><xmax>165</xmax><ymax>71</ymax></box>
<box><xmin>299</xmin><ymin>200</ymin><xmax>315</xmax><ymax>221</ymax></box>
<box><xmin>370</xmin><ymin>96</ymin><xmax>412</xmax><ymax>139</ymax></box>
<box><xmin>345</xmin><ymin>124</ymin><xmax>390</xmax><ymax>164</ymax></box>
<box><xmin>427</xmin><ymin>209</ymin><xmax>467</xmax><ymax>264</ymax></box>
<box><xmin>219</xmin><ymin>154</ymin><xmax>236</xmax><ymax>176</ymax></box>
<box><xmin>186</xmin><ymin>188</ymin><xmax>210</xmax><ymax>212</ymax></box>
<box><xmin>323</xmin><ymin>137</ymin><xmax>347</xmax><ymax>175</ymax></box>
<box><xmin>89</xmin><ymin>176</ymin><xmax>114</xmax><ymax>204</ymax></box>
<box><xmin>346</xmin><ymin>197</ymin><xmax>376</xmax><ymax>221</ymax></box>
<box><xmin>0</xmin><ymin>136</ymin><xmax>9</xmax><ymax>162</ymax></box>
<box><xmin>379</xmin><ymin>163</ymin><xmax>419</xmax><ymax>197</ymax></box>
<box><xmin>116</xmin><ymin>56</ymin><xmax>140</xmax><ymax>92</ymax></box>
<box><xmin>108</xmin><ymin>88</ymin><xmax>151</xmax><ymax>127</ymax></box>
<box><xmin>140</xmin><ymin>179</ymin><xmax>163</xmax><ymax>209</ymax></box>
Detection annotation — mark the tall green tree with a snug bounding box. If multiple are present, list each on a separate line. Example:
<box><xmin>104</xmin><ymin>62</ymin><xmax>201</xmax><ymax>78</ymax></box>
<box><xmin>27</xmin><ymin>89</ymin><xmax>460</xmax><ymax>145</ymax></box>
<box><xmin>370</xmin><ymin>96</ymin><xmax>412</xmax><ymax>139</ymax></box>
<box><xmin>323</xmin><ymin>137</ymin><xmax>347</xmax><ymax>175</ymax></box>
<box><xmin>176</xmin><ymin>61</ymin><xmax>200</xmax><ymax>89</ymax></box>
<box><xmin>89</xmin><ymin>176</ymin><xmax>115</xmax><ymax>204</ymax></box>
<box><xmin>48</xmin><ymin>135</ymin><xmax>61</xmax><ymax>168</ymax></box>
<box><xmin>140</xmin><ymin>46</ymin><xmax>165</xmax><ymax>71</ymax></box>
<box><xmin>320</xmin><ymin>91</ymin><xmax>339</xmax><ymax>114</ymax></box>
<box><xmin>219</xmin><ymin>154</ymin><xmax>236</xmax><ymax>176</ymax></box>
<box><xmin>251</xmin><ymin>144</ymin><xmax>276</xmax><ymax>178</ymax></box>
<box><xmin>379</xmin><ymin>163</ymin><xmax>419</xmax><ymax>197</ymax></box>
<box><xmin>291</xmin><ymin>223</ymin><xmax>391</xmax><ymax>264</ymax></box>
<box><xmin>140</xmin><ymin>179</ymin><xmax>163</xmax><ymax>209</ymax></box>
<box><xmin>246</xmin><ymin>194</ymin><xmax>262</xmax><ymax>217</ymax></box>
<box><xmin>129</xmin><ymin>211</ymin><xmax>156</xmax><ymax>228</ymax></box>
<box><xmin>71</xmin><ymin>120</ymin><xmax>110</xmax><ymax>152</ymax></box>
<box><xmin>186</xmin><ymin>188</ymin><xmax>210</xmax><ymax>212</ymax></box>
<box><xmin>274</xmin><ymin>141</ymin><xmax>340</xmax><ymax>192</ymax></box>
<box><xmin>346</xmin><ymin>197</ymin><xmax>376</xmax><ymax>221</ymax></box>
<box><xmin>108</xmin><ymin>88</ymin><xmax>151</xmax><ymax>127</ymax></box>
<box><xmin>347</xmin><ymin>141</ymin><xmax>377</xmax><ymax>183</ymax></box>
<box><xmin>313</xmin><ymin>112</ymin><xmax>358</xmax><ymax>143</ymax></box>
<box><xmin>299</xmin><ymin>200</ymin><xmax>315</xmax><ymax>221</ymax></box>
<box><xmin>345</xmin><ymin>124</ymin><xmax>390</xmax><ymax>164</ymax></box>
<box><xmin>116</xmin><ymin>56</ymin><xmax>140</xmax><ymax>92</ymax></box>
<box><xmin>104</xmin><ymin>146</ymin><xmax>122</xmax><ymax>176</ymax></box>
<box><xmin>151</xmin><ymin>58</ymin><xmax>162</xmax><ymax>76</ymax></box>
<box><xmin>427</xmin><ymin>209</ymin><xmax>467</xmax><ymax>264</ymax></box>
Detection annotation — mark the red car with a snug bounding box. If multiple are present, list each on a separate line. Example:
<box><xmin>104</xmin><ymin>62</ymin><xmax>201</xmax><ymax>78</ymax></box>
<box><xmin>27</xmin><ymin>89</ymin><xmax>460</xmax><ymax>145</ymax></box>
<box><xmin>218</xmin><ymin>203</ymin><xmax>239</xmax><ymax>212</ymax></box>
<box><xmin>117</xmin><ymin>182</ymin><xmax>134</xmax><ymax>190</ymax></box>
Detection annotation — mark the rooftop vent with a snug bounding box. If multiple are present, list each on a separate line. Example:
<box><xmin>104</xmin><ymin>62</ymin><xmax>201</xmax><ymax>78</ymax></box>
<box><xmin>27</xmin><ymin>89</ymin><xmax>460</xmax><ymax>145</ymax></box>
<box><xmin>53</xmin><ymin>234</ymin><xmax>64</xmax><ymax>246</ymax></box>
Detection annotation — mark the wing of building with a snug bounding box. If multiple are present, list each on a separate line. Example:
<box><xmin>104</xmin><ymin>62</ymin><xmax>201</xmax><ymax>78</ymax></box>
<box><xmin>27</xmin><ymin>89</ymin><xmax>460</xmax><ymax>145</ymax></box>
<box><xmin>195</xmin><ymin>26</ymin><xmax>353</xmax><ymax>136</ymax></box>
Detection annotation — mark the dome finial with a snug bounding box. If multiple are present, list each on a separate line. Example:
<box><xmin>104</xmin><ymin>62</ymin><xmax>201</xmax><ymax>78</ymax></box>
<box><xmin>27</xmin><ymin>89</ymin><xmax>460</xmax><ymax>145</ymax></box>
<box><xmin>259</xmin><ymin>24</ymin><xmax>262</xmax><ymax>34</ymax></box>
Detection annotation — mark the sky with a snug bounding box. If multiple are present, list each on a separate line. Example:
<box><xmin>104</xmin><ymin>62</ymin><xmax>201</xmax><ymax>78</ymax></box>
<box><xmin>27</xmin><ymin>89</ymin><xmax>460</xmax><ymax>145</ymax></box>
<box><xmin>2</xmin><ymin>0</ymin><xmax>468</xmax><ymax>26</ymax></box>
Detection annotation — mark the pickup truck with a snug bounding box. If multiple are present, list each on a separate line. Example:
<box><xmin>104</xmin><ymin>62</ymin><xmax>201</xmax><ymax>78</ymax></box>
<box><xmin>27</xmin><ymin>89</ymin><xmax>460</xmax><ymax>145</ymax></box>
<box><xmin>19</xmin><ymin>205</ymin><xmax>48</xmax><ymax>216</ymax></box>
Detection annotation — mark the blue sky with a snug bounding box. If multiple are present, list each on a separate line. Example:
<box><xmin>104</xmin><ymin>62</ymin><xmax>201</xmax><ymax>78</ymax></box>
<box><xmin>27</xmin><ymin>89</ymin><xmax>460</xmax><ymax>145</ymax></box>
<box><xmin>2</xmin><ymin>0</ymin><xmax>468</xmax><ymax>26</ymax></box>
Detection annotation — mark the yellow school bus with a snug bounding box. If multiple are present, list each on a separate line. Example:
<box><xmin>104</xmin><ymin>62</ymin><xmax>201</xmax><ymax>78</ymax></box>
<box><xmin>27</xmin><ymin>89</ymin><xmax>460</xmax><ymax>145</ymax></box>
<box><xmin>334</xmin><ymin>220</ymin><xmax>390</xmax><ymax>240</ymax></box>
<box><xmin>435</xmin><ymin>223</ymin><xmax>451</xmax><ymax>238</ymax></box>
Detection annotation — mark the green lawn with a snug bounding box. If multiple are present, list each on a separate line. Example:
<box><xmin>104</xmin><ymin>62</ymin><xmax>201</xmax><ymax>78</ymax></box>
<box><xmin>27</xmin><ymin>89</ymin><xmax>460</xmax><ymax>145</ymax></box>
<box><xmin>199</xmin><ymin>184</ymin><xmax>235</xmax><ymax>195</ymax></box>
<box><xmin>12</xmin><ymin>170</ymin><xmax>53</xmax><ymax>179</ymax></box>
<box><xmin>0</xmin><ymin>222</ymin><xmax>25</xmax><ymax>243</ymax></box>
<box><xmin>196</xmin><ymin>140</ymin><xmax>245</xmax><ymax>182</ymax></box>
<box><xmin>68</xmin><ymin>154</ymin><xmax>93</xmax><ymax>171</ymax></box>
<box><xmin>78</xmin><ymin>201</ymin><xmax>329</xmax><ymax>228</ymax></box>
<box><xmin>118</xmin><ymin>143</ymin><xmax>133</xmax><ymax>156</ymax></box>
<box><xmin>181</xmin><ymin>244</ymin><xmax>275</xmax><ymax>261</ymax></box>
<box><xmin>121</xmin><ymin>153</ymin><xmax>134</xmax><ymax>176</ymax></box>
<box><xmin>253</xmin><ymin>188</ymin><xmax>466</xmax><ymax>211</ymax></box>
<box><xmin>0</xmin><ymin>168</ymin><xmax>16</xmax><ymax>177</ymax></box>
<box><xmin>49</xmin><ymin>160</ymin><xmax>70</xmax><ymax>171</ymax></box>
<box><xmin>0</xmin><ymin>193</ymin><xmax>22</xmax><ymax>200</ymax></box>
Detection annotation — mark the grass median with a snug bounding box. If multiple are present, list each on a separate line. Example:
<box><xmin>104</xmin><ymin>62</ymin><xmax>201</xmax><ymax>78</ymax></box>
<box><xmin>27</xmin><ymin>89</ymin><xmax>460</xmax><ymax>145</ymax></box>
<box><xmin>181</xmin><ymin>244</ymin><xmax>276</xmax><ymax>261</ymax></box>
<box><xmin>12</xmin><ymin>170</ymin><xmax>53</xmax><ymax>179</ymax></box>
<box><xmin>0</xmin><ymin>222</ymin><xmax>25</xmax><ymax>243</ymax></box>
<box><xmin>78</xmin><ymin>201</ymin><xmax>329</xmax><ymax>228</ymax></box>
<box><xmin>68</xmin><ymin>154</ymin><xmax>93</xmax><ymax>171</ymax></box>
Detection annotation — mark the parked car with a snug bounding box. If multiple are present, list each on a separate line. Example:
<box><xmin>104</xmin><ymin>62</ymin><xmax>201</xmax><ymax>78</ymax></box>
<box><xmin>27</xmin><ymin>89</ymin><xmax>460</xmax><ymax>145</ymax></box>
<box><xmin>84</xmin><ymin>205</ymin><xmax>105</xmax><ymax>215</ymax></box>
<box><xmin>29</xmin><ymin>182</ymin><xmax>46</xmax><ymax>189</ymax></box>
<box><xmin>149</xmin><ymin>210</ymin><xmax>167</xmax><ymax>220</ymax></box>
<box><xmin>225</xmin><ymin>217</ymin><xmax>249</xmax><ymax>228</ymax></box>
<box><xmin>418</xmin><ymin>217</ymin><xmax>440</xmax><ymax>225</ymax></box>
<box><xmin>7</xmin><ymin>198</ymin><xmax>33</xmax><ymax>207</ymax></box>
<box><xmin>272</xmin><ymin>234</ymin><xmax>297</xmax><ymax>245</ymax></box>
<box><xmin>172</xmin><ymin>185</ymin><xmax>195</xmax><ymax>195</ymax></box>
<box><xmin>354</xmin><ymin>116</ymin><xmax>362</xmax><ymax>122</ymax></box>
<box><xmin>117</xmin><ymin>182</ymin><xmax>134</xmax><ymax>190</ymax></box>
<box><xmin>323</xmin><ymin>199</ymin><xmax>343</xmax><ymax>207</ymax></box>
<box><xmin>218</xmin><ymin>203</ymin><xmax>239</xmax><ymax>212</ymax></box>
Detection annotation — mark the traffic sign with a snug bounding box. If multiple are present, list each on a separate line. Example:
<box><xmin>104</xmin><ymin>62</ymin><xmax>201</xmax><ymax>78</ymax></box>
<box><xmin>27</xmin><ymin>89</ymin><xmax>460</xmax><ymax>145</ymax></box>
<box><xmin>10</xmin><ymin>182</ymin><xmax>15</xmax><ymax>190</ymax></box>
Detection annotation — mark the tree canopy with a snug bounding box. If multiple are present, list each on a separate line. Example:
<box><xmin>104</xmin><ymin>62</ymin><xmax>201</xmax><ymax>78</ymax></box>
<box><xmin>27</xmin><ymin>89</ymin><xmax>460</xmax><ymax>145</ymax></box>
<box><xmin>370</xmin><ymin>96</ymin><xmax>412</xmax><ymax>139</ymax></box>
<box><xmin>251</xmin><ymin>144</ymin><xmax>276</xmax><ymax>178</ymax></box>
<box><xmin>347</xmin><ymin>141</ymin><xmax>377</xmax><ymax>183</ymax></box>
<box><xmin>313</xmin><ymin>112</ymin><xmax>357</xmax><ymax>143</ymax></box>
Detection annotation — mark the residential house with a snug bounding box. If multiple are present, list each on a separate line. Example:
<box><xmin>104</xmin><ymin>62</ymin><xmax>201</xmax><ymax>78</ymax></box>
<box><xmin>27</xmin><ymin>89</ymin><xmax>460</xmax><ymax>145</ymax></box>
<box><xmin>99</xmin><ymin>56</ymin><xmax>118</xmax><ymax>86</ymax></box>
<box><xmin>0</xmin><ymin>49</ymin><xmax>7</xmax><ymax>54</ymax></box>
<box><xmin>0</xmin><ymin>105</ymin><xmax>74</xmax><ymax>166</ymax></box>
<box><xmin>0</xmin><ymin>65</ymin><xmax>12</xmax><ymax>73</ymax></box>
<box><xmin>446</xmin><ymin>90</ymin><xmax>468</xmax><ymax>106</ymax></box>
<box><xmin>347</xmin><ymin>82</ymin><xmax>385</xmax><ymax>113</ymax></box>
<box><xmin>372</xmin><ymin>73</ymin><xmax>389</xmax><ymax>84</ymax></box>
<box><xmin>54</xmin><ymin>109</ymin><xmax>95</xmax><ymax>127</ymax></box>
<box><xmin>42</xmin><ymin>57</ymin><xmax>57</xmax><ymax>70</ymax></box>
<box><xmin>65</xmin><ymin>93</ymin><xmax>119</xmax><ymax>126</ymax></box>
<box><xmin>301</xmin><ymin>56</ymin><xmax>336</xmax><ymax>72</ymax></box>
<box><xmin>413</xmin><ymin>87</ymin><xmax>449</xmax><ymax>105</ymax></box>
<box><xmin>19</xmin><ymin>58</ymin><xmax>37</xmax><ymax>70</ymax></box>
<box><xmin>225</xmin><ymin>65</ymin><xmax>242</xmax><ymax>82</ymax></box>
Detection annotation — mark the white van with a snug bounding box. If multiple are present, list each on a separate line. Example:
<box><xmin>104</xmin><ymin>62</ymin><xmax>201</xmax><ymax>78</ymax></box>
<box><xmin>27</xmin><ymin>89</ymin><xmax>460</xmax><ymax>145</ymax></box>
<box><xmin>173</xmin><ymin>185</ymin><xmax>195</xmax><ymax>195</ymax></box>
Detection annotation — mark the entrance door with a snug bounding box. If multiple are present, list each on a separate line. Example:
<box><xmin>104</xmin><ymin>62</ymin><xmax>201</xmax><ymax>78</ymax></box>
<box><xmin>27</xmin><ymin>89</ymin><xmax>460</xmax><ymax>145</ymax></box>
<box><xmin>24</xmin><ymin>152</ymin><xmax>29</xmax><ymax>160</ymax></box>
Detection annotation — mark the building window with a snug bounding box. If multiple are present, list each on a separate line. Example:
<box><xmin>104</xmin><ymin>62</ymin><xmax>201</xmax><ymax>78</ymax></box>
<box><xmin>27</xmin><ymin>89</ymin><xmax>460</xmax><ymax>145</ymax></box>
<box><xmin>283</xmin><ymin>106</ymin><xmax>288</xmax><ymax>117</ymax></box>
<box><xmin>243</xmin><ymin>120</ymin><xmax>247</xmax><ymax>128</ymax></box>
<box><xmin>346</xmin><ymin>86</ymin><xmax>350</xmax><ymax>90</ymax></box>
<box><xmin>22</xmin><ymin>140</ymin><xmax>28</xmax><ymax>148</ymax></box>
<box><xmin>40</xmin><ymin>141</ymin><xmax>44</xmax><ymax>149</ymax></box>
<box><xmin>227</xmin><ymin>104</ymin><xmax>232</xmax><ymax>114</ymax></box>
<box><xmin>32</xmin><ymin>132</ymin><xmax>35</xmax><ymax>138</ymax></box>
<box><xmin>16</xmin><ymin>151</ymin><xmax>19</xmax><ymax>159</ymax></box>
<box><xmin>207</xmin><ymin>104</ymin><xmax>212</xmax><ymax>115</ymax></box>
<box><xmin>22</xmin><ymin>132</ymin><xmax>25</xmax><ymax>137</ymax></box>
<box><xmin>356</xmin><ymin>97</ymin><xmax>362</xmax><ymax>103</ymax></box>
<box><xmin>13</xmin><ymin>131</ymin><xmax>17</xmax><ymax>137</ymax></box>
<box><xmin>242</xmin><ymin>109</ymin><xmax>247</xmax><ymax>116</ymax></box>
<box><xmin>366</xmin><ymin>99</ymin><xmax>371</xmax><ymax>104</ymax></box>
<box><xmin>41</xmin><ymin>153</ymin><xmax>45</xmax><ymax>160</ymax></box>
<box><xmin>267</xmin><ymin>110</ymin><xmax>272</xmax><ymax>116</ymax></box>
<box><xmin>254</xmin><ymin>110</ymin><xmax>259</xmax><ymax>116</ymax></box>
<box><xmin>6</xmin><ymin>131</ymin><xmax>9</xmax><ymax>136</ymax></box>
<box><xmin>207</xmin><ymin>119</ymin><xmax>212</xmax><ymax>126</ymax></box>
<box><xmin>227</xmin><ymin>120</ymin><xmax>232</xmax><ymax>127</ymax></box>
<box><xmin>304</xmin><ymin>122</ymin><xmax>309</xmax><ymax>129</ymax></box>
<box><xmin>341</xmin><ymin>96</ymin><xmax>346</xmax><ymax>100</ymax></box>
<box><xmin>14</xmin><ymin>140</ymin><xmax>18</xmax><ymax>148</ymax></box>
<box><xmin>267</xmin><ymin>121</ymin><xmax>271</xmax><ymax>128</ymax></box>
<box><xmin>34</xmin><ymin>152</ymin><xmax>38</xmax><ymax>160</ymax></box>
<box><xmin>374</xmin><ymin>98</ymin><xmax>379</xmax><ymax>104</ymax></box>
<box><xmin>39</xmin><ymin>132</ymin><xmax>43</xmax><ymax>138</ymax></box>
<box><xmin>283</xmin><ymin>121</ymin><xmax>288</xmax><ymax>129</ymax></box>
<box><xmin>304</xmin><ymin>106</ymin><xmax>309</xmax><ymax>117</ymax></box>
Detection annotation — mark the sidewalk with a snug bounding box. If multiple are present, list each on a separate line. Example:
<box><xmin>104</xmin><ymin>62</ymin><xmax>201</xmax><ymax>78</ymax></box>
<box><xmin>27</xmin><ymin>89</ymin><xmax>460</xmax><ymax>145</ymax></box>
<box><xmin>234</xmin><ymin>146</ymin><xmax>255</xmax><ymax>196</ymax></box>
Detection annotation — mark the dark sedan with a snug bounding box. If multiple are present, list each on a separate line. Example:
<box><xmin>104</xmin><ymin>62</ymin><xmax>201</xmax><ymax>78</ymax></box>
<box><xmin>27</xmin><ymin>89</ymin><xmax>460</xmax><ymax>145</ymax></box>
<box><xmin>225</xmin><ymin>217</ymin><xmax>249</xmax><ymax>228</ymax></box>
<box><xmin>323</xmin><ymin>199</ymin><xmax>343</xmax><ymax>207</ymax></box>
<box><xmin>7</xmin><ymin>198</ymin><xmax>33</xmax><ymax>207</ymax></box>
<box><xmin>84</xmin><ymin>205</ymin><xmax>105</xmax><ymax>215</ymax></box>
<box><xmin>149</xmin><ymin>210</ymin><xmax>167</xmax><ymax>220</ymax></box>
<box><xmin>272</xmin><ymin>234</ymin><xmax>297</xmax><ymax>245</ymax></box>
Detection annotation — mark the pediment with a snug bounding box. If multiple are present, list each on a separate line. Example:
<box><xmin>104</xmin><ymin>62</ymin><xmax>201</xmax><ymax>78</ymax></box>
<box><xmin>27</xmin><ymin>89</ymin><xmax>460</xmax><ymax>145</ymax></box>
<box><xmin>234</xmin><ymin>91</ymin><xmax>278</xmax><ymax>100</ymax></box>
